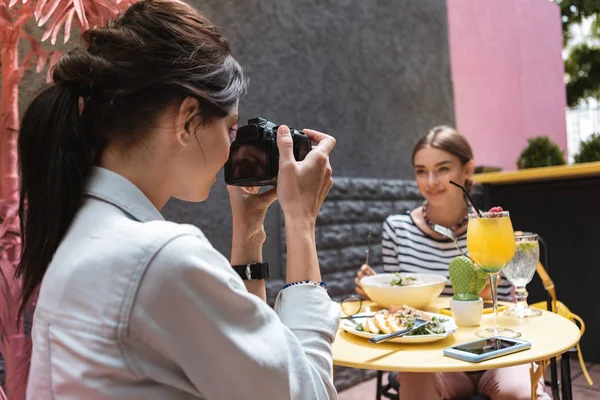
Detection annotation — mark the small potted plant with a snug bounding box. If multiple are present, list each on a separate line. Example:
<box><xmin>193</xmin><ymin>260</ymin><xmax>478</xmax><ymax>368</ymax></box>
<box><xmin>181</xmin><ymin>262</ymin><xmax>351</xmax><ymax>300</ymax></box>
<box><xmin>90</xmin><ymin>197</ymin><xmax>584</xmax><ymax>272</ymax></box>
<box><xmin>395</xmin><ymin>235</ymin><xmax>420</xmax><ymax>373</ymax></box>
<box><xmin>448</xmin><ymin>256</ymin><xmax>488</xmax><ymax>326</ymax></box>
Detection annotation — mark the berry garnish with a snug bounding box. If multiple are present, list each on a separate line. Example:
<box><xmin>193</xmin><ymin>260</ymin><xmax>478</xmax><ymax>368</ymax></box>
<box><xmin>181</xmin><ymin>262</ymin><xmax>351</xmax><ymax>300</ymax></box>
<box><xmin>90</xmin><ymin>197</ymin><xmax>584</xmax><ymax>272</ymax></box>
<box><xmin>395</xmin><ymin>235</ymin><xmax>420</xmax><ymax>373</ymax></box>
<box><xmin>488</xmin><ymin>206</ymin><xmax>504</xmax><ymax>217</ymax></box>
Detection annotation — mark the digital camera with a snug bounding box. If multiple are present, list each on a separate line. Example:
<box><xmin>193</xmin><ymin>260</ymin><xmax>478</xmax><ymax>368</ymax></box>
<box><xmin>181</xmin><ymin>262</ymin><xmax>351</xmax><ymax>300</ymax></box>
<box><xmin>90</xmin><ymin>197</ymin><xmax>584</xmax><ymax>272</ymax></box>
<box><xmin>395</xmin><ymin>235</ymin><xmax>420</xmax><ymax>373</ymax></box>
<box><xmin>224</xmin><ymin>117</ymin><xmax>311</xmax><ymax>186</ymax></box>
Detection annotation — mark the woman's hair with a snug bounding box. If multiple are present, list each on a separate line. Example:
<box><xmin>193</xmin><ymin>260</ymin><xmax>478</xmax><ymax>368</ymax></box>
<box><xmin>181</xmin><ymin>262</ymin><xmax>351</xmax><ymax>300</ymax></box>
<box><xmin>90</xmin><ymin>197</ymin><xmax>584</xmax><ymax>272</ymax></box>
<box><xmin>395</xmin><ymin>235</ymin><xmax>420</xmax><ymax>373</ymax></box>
<box><xmin>411</xmin><ymin>125</ymin><xmax>475</xmax><ymax>191</ymax></box>
<box><xmin>16</xmin><ymin>0</ymin><xmax>247</xmax><ymax>315</ymax></box>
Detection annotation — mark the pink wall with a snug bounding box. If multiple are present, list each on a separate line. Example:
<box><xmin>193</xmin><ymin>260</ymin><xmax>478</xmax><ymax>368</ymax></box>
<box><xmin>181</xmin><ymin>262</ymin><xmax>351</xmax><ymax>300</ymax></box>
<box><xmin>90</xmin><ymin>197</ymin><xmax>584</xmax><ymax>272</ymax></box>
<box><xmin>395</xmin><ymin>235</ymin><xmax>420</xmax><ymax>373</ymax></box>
<box><xmin>447</xmin><ymin>0</ymin><xmax>567</xmax><ymax>171</ymax></box>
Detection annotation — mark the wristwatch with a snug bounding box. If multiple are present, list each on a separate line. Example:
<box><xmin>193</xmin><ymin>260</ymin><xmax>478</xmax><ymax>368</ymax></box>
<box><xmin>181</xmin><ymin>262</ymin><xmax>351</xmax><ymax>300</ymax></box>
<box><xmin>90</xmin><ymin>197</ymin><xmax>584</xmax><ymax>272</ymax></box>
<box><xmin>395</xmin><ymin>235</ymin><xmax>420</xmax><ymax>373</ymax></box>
<box><xmin>232</xmin><ymin>263</ymin><xmax>270</xmax><ymax>280</ymax></box>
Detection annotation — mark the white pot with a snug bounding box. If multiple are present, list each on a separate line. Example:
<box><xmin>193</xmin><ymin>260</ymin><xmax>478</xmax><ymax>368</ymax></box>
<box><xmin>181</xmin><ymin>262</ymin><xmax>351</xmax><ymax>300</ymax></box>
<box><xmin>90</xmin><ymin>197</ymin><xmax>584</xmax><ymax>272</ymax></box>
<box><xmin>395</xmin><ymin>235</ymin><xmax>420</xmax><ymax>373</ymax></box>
<box><xmin>450</xmin><ymin>297</ymin><xmax>483</xmax><ymax>327</ymax></box>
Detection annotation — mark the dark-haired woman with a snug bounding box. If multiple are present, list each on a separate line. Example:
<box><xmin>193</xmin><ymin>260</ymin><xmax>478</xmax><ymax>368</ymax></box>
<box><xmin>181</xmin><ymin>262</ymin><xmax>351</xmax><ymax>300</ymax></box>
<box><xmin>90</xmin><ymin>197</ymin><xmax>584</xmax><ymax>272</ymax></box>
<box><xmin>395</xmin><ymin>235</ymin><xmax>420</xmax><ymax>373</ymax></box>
<box><xmin>20</xmin><ymin>1</ymin><xmax>338</xmax><ymax>398</ymax></box>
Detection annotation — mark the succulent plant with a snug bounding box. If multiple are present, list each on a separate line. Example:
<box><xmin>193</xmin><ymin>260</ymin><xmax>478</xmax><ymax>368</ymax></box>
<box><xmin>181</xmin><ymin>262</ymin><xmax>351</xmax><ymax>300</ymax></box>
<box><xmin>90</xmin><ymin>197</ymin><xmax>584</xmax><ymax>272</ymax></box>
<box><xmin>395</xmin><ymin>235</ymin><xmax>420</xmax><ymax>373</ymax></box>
<box><xmin>449</xmin><ymin>256</ymin><xmax>487</xmax><ymax>301</ymax></box>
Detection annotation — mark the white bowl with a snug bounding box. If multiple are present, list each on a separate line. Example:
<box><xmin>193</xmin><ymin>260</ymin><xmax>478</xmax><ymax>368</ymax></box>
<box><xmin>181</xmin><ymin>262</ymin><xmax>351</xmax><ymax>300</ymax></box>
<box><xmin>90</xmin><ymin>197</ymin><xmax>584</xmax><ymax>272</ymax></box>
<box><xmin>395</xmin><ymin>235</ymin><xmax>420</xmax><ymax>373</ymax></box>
<box><xmin>359</xmin><ymin>273</ymin><xmax>447</xmax><ymax>309</ymax></box>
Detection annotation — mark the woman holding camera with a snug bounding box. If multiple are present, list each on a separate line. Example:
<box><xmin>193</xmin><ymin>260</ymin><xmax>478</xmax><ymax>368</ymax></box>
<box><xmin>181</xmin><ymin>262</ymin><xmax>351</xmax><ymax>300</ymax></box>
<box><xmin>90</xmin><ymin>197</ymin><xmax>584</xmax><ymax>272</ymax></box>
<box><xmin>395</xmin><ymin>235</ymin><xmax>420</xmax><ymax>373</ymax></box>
<box><xmin>19</xmin><ymin>1</ymin><xmax>339</xmax><ymax>399</ymax></box>
<box><xmin>354</xmin><ymin>127</ymin><xmax>549</xmax><ymax>400</ymax></box>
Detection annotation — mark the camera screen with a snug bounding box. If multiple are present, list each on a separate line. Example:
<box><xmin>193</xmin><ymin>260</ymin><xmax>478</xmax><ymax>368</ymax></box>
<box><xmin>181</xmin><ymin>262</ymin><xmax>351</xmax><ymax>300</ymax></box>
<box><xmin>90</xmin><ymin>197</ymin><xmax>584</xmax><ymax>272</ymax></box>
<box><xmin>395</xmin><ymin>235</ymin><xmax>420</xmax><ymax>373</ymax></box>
<box><xmin>229</xmin><ymin>143</ymin><xmax>270</xmax><ymax>182</ymax></box>
<box><xmin>453</xmin><ymin>338</ymin><xmax>520</xmax><ymax>355</ymax></box>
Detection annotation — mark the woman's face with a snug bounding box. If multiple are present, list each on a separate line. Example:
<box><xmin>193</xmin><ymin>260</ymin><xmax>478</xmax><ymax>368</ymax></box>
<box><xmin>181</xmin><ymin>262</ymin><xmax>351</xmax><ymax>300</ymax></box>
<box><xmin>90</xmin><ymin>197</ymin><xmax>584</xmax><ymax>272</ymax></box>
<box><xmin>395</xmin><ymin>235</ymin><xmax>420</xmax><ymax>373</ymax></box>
<box><xmin>413</xmin><ymin>146</ymin><xmax>474</xmax><ymax>206</ymax></box>
<box><xmin>171</xmin><ymin>105</ymin><xmax>239</xmax><ymax>202</ymax></box>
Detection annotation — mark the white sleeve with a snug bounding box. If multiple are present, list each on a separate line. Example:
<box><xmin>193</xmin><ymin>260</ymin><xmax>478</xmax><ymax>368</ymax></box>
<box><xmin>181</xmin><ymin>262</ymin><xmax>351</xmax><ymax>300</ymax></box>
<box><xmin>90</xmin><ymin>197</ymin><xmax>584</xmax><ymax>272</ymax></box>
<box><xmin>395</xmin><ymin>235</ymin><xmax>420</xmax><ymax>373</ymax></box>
<box><xmin>126</xmin><ymin>234</ymin><xmax>340</xmax><ymax>400</ymax></box>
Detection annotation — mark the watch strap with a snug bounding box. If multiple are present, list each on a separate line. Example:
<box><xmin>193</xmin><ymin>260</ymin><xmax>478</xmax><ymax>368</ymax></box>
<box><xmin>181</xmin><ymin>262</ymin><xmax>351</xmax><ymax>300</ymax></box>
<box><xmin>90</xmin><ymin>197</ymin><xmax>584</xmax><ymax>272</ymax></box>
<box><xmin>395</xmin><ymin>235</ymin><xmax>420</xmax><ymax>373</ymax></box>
<box><xmin>232</xmin><ymin>263</ymin><xmax>269</xmax><ymax>280</ymax></box>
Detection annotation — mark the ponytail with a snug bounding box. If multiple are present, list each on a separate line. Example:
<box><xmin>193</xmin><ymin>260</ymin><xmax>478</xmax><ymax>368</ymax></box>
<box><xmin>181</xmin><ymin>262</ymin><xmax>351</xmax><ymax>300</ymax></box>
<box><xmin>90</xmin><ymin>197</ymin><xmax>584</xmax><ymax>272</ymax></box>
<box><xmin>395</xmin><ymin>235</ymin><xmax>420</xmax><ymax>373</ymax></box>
<box><xmin>17</xmin><ymin>83</ymin><xmax>96</xmax><ymax>315</ymax></box>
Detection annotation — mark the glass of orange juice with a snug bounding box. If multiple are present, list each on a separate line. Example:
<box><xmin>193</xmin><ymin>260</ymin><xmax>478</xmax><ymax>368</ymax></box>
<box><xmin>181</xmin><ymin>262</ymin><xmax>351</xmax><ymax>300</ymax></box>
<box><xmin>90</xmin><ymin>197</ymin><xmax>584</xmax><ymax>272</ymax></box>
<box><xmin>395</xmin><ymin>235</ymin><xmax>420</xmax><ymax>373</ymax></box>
<box><xmin>467</xmin><ymin>210</ymin><xmax>518</xmax><ymax>338</ymax></box>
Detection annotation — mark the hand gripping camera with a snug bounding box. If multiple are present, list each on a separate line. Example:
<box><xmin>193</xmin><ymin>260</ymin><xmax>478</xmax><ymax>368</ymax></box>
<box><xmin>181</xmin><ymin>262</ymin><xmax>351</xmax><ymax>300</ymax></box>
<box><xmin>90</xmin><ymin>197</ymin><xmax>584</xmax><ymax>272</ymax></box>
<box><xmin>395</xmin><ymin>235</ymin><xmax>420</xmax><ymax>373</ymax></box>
<box><xmin>224</xmin><ymin>117</ymin><xmax>311</xmax><ymax>186</ymax></box>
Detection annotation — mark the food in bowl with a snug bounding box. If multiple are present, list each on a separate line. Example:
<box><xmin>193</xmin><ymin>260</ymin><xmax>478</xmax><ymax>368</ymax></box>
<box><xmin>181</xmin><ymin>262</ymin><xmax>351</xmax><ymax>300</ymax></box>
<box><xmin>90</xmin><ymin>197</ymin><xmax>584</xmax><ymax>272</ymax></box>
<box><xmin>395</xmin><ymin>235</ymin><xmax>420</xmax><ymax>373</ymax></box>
<box><xmin>390</xmin><ymin>273</ymin><xmax>419</xmax><ymax>287</ymax></box>
<box><xmin>355</xmin><ymin>305</ymin><xmax>448</xmax><ymax>336</ymax></box>
<box><xmin>359</xmin><ymin>272</ymin><xmax>447</xmax><ymax>309</ymax></box>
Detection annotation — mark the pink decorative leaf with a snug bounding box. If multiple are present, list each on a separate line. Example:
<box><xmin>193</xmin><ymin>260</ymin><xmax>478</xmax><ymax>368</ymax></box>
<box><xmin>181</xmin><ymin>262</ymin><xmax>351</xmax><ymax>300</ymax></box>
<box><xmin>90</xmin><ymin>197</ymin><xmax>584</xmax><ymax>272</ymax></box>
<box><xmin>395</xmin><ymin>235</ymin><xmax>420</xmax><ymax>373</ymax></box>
<box><xmin>7</xmin><ymin>67</ymin><xmax>23</xmax><ymax>87</ymax></box>
<box><xmin>45</xmin><ymin>50</ymin><xmax>62</xmax><ymax>82</ymax></box>
<box><xmin>72</xmin><ymin>0</ymin><xmax>88</xmax><ymax>30</ymax></box>
<box><xmin>41</xmin><ymin>1</ymin><xmax>68</xmax><ymax>30</ymax></box>
<box><xmin>20</xmin><ymin>52</ymin><xmax>37</xmax><ymax>73</ymax></box>
<box><xmin>0</xmin><ymin>205</ymin><xmax>18</xmax><ymax>239</ymax></box>
<box><xmin>21</xmin><ymin>31</ymin><xmax>40</xmax><ymax>52</ymax></box>
<box><xmin>0</xmin><ymin>6</ymin><xmax>11</xmax><ymax>22</ymax></box>
<box><xmin>92</xmin><ymin>0</ymin><xmax>118</xmax><ymax>14</ymax></box>
<box><xmin>63</xmin><ymin>8</ymin><xmax>75</xmax><ymax>43</ymax></box>
<box><xmin>34</xmin><ymin>0</ymin><xmax>48</xmax><ymax>20</ymax></box>
<box><xmin>37</xmin><ymin>0</ymin><xmax>61</xmax><ymax>26</ymax></box>
<box><xmin>42</xmin><ymin>3</ymin><xmax>69</xmax><ymax>42</ymax></box>
<box><xmin>8</xmin><ymin>0</ymin><xmax>17</xmax><ymax>8</ymax></box>
<box><xmin>0</xmin><ymin>261</ymin><xmax>15</xmax><ymax>324</ymax></box>
<box><xmin>14</xmin><ymin>6</ymin><xmax>34</xmax><ymax>29</ymax></box>
<box><xmin>50</xmin><ymin>6</ymin><xmax>71</xmax><ymax>45</ymax></box>
<box><xmin>35</xmin><ymin>51</ymin><xmax>48</xmax><ymax>73</ymax></box>
<box><xmin>40</xmin><ymin>23</ymin><xmax>52</xmax><ymax>41</ymax></box>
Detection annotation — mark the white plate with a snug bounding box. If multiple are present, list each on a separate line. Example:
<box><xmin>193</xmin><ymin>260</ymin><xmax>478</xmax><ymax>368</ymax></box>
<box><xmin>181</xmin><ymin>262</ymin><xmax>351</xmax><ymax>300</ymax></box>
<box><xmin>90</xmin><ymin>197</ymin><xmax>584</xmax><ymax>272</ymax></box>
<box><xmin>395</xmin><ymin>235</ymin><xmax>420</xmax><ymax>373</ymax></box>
<box><xmin>340</xmin><ymin>311</ymin><xmax>457</xmax><ymax>344</ymax></box>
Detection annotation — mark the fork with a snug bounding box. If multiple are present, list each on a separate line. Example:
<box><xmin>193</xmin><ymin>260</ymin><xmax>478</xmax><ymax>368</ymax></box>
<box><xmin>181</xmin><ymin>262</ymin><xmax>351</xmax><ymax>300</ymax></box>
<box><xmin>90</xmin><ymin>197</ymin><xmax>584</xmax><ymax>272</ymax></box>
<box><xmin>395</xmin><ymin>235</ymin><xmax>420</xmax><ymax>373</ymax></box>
<box><xmin>341</xmin><ymin>313</ymin><xmax>376</xmax><ymax>320</ymax></box>
<box><xmin>368</xmin><ymin>318</ymin><xmax>431</xmax><ymax>344</ymax></box>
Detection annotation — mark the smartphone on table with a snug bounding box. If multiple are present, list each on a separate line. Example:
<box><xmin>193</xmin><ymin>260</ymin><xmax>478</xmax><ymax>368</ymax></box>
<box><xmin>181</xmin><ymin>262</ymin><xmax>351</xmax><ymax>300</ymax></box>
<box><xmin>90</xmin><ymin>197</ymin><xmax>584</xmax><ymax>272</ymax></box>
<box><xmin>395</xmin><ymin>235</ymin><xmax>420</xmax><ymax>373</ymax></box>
<box><xmin>443</xmin><ymin>337</ymin><xmax>531</xmax><ymax>363</ymax></box>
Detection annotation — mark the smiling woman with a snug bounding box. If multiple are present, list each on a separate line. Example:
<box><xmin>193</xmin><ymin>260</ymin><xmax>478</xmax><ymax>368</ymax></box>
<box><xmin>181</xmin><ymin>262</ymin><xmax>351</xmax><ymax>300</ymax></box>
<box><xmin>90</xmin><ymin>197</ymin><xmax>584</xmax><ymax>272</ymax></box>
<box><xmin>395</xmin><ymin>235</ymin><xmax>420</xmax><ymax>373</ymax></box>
<box><xmin>356</xmin><ymin>125</ymin><xmax>513</xmax><ymax>301</ymax></box>
<box><xmin>352</xmin><ymin>126</ymin><xmax>552</xmax><ymax>400</ymax></box>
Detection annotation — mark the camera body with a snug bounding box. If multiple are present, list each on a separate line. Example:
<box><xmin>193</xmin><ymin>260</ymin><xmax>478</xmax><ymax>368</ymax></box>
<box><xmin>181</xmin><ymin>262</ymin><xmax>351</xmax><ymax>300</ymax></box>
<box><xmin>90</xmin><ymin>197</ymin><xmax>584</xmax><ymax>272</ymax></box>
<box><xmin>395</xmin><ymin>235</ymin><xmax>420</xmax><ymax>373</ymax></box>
<box><xmin>224</xmin><ymin>117</ymin><xmax>311</xmax><ymax>186</ymax></box>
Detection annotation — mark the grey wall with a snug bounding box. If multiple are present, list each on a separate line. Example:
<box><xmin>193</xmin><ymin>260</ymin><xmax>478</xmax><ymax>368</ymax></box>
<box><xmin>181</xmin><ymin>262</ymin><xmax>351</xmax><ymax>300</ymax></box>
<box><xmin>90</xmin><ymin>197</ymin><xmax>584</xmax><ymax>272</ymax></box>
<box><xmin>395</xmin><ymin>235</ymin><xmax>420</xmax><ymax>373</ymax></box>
<box><xmin>163</xmin><ymin>0</ymin><xmax>456</xmax><ymax>277</ymax></box>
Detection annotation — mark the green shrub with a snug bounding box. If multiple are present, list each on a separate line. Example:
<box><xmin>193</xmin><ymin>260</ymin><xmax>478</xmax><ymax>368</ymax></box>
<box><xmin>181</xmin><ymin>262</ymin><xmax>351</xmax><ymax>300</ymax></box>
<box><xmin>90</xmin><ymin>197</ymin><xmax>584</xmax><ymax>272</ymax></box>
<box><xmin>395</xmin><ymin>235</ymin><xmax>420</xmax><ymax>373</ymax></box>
<box><xmin>574</xmin><ymin>133</ymin><xmax>600</xmax><ymax>163</ymax></box>
<box><xmin>517</xmin><ymin>136</ymin><xmax>565</xmax><ymax>169</ymax></box>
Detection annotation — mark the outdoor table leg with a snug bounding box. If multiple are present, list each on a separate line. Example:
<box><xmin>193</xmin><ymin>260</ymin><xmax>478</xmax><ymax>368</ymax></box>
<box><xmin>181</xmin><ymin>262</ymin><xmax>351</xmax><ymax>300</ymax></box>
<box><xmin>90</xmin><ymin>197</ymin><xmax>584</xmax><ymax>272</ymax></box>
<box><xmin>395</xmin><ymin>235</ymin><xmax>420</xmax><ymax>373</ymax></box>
<box><xmin>530</xmin><ymin>360</ymin><xmax>549</xmax><ymax>400</ymax></box>
<box><xmin>550</xmin><ymin>357</ymin><xmax>560</xmax><ymax>400</ymax></box>
<box><xmin>376</xmin><ymin>370</ymin><xmax>383</xmax><ymax>400</ymax></box>
<box><xmin>561</xmin><ymin>351</ymin><xmax>573</xmax><ymax>400</ymax></box>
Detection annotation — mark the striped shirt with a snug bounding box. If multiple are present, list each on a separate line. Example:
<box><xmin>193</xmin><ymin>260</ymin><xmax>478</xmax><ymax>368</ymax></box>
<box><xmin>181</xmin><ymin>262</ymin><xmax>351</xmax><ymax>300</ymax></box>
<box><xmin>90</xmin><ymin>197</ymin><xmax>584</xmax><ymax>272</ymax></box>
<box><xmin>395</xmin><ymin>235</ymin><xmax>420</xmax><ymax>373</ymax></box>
<box><xmin>382</xmin><ymin>213</ymin><xmax>513</xmax><ymax>301</ymax></box>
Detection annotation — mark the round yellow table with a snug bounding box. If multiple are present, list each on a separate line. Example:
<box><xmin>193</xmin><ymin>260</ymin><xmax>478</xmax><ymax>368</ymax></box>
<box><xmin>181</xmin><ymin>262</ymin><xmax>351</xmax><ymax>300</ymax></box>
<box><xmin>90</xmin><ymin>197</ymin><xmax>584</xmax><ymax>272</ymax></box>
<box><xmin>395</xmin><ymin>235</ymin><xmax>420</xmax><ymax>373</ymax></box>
<box><xmin>333</xmin><ymin>298</ymin><xmax>581</xmax><ymax>399</ymax></box>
